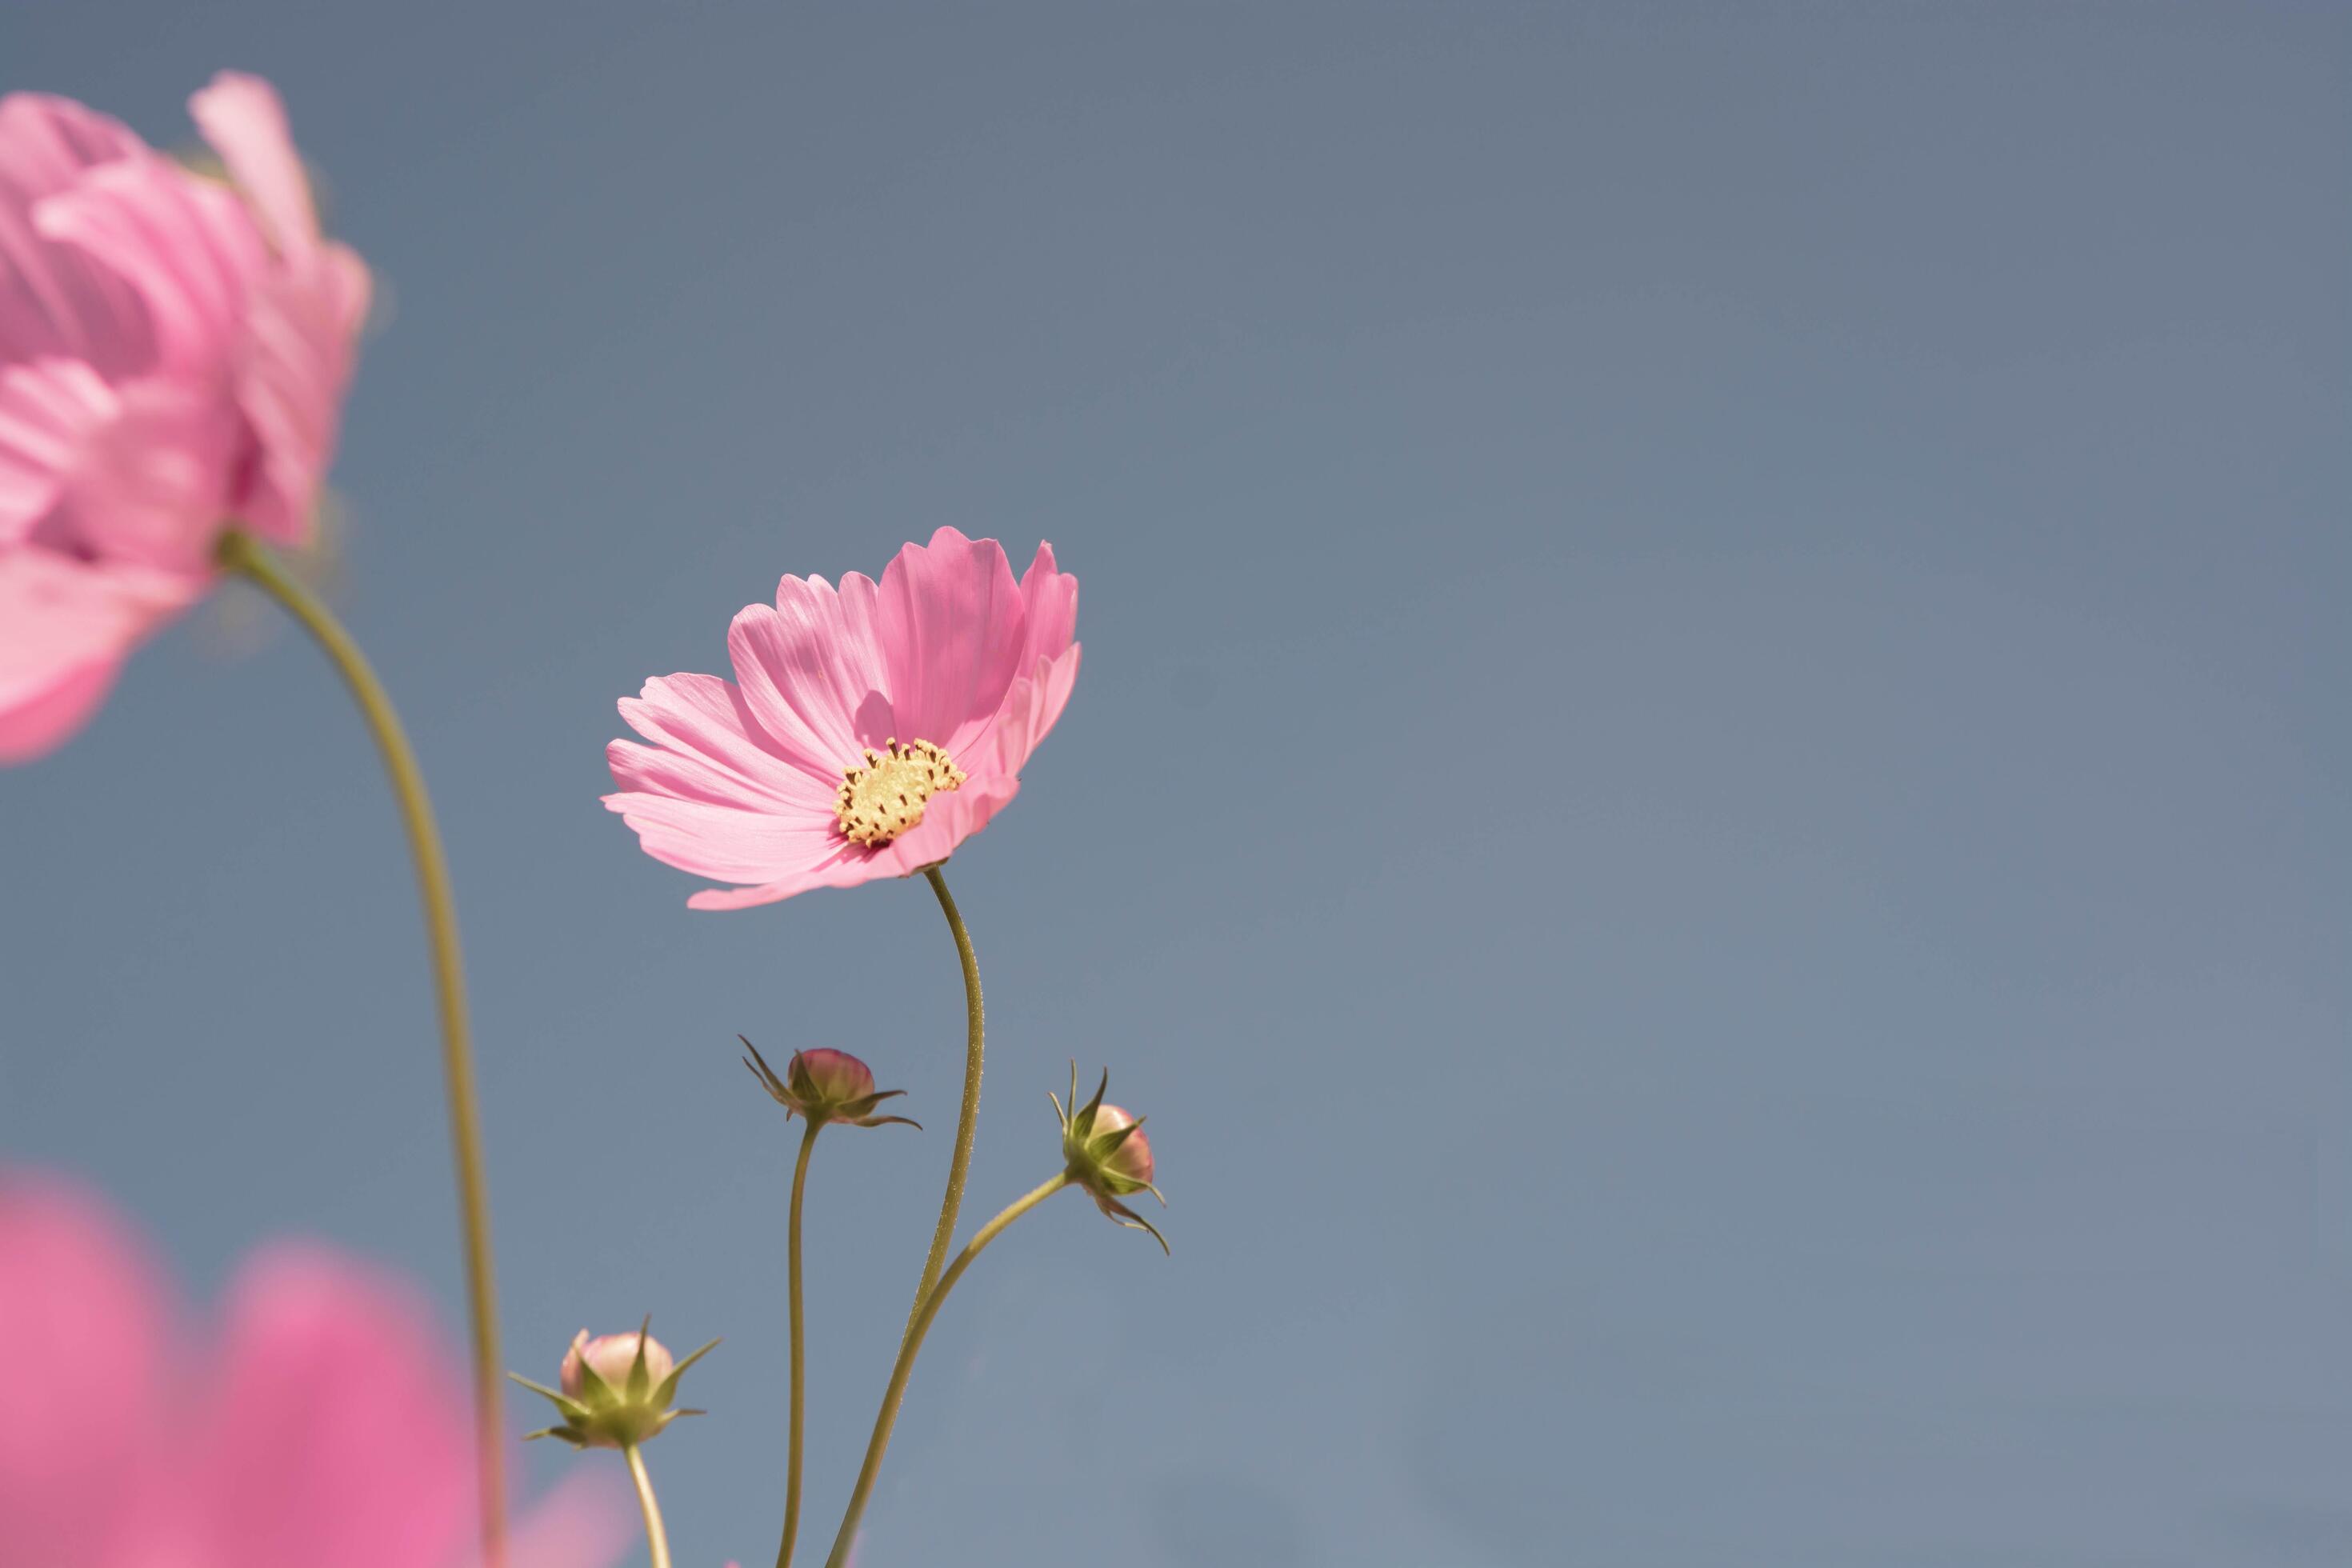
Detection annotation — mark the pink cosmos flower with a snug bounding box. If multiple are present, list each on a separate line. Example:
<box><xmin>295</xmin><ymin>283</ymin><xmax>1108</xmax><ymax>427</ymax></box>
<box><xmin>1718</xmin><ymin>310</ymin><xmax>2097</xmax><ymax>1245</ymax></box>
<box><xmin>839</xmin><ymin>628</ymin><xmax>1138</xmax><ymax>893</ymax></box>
<box><xmin>606</xmin><ymin>526</ymin><xmax>1080</xmax><ymax>908</ymax></box>
<box><xmin>0</xmin><ymin>73</ymin><xmax>370</xmax><ymax>763</ymax></box>
<box><xmin>0</xmin><ymin>1170</ymin><xmax>627</xmax><ymax>1568</ymax></box>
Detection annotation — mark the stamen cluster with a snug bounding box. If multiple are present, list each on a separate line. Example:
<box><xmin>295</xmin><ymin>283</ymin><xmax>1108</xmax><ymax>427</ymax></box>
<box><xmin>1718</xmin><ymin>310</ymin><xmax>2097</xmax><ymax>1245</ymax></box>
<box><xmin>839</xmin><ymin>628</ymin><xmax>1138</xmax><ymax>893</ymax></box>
<box><xmin>834</xmin><ymin>738</ymin><xmax>965</xmax><ymax>847</ymax></box>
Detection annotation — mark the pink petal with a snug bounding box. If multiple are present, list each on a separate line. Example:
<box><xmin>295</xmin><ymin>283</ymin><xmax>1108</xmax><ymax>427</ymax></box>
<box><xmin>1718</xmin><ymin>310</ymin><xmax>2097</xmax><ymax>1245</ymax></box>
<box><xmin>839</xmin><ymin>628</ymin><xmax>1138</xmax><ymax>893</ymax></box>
<box><xmin>35</xmin><ymin>156</ymin><xmax>265</xmax><ymax>372</ymax></box>
<box><xmin>726</xmin><ymin>570</ymin><xmax>894</xmax><ymax>782</ymax></box>
<box><xmin>874</xmin><ymin>526</ymin><xmax>1026</xmax><ymax>759</ymax></box>
<box><xmin>58</xmin><ymin>373</ymin><xmax>244</xmax><ymax>569</ymax></box>
<box><xmin>1014</xmin><ymin>539</ymin><xmax>1078</xmax><ymax>675</ymax></box>
<box><xmin>0</xmin><ymin>1173</ymin><xmax>171</xmax><ymax>1568</ymax></box>
<box><xmin>0</xmin><ymin>93</ymin><xmax>154</xmax><ymax>375</ymax></box>
<box><xmin>602</xmin><ymin>786</ymin><xmax>844</xmax><ymax>885</ymax></box>
<box><xmin>230</xmin><ymin>244</ymin><xmax>366</xmax><ymax>546</ymax></box>
<box><xmin>986</xmin><ymin>643</ymin><xmax>1082</xmax><ymax>778</ymax></box>
<box><xmin>0</xmin><ymin>654</ymin><xmax>118</xmax><ymax>763</ymax></box>
<box><xmin>682</xmin><ymin>843</ymin><xmax>890</xmax><ymax>910</ymax></box>
<box><xmin>608</xmin><ymin>736</ymin><xmax>786</xmax><ymax>812</ymax></box>
<box><xmin>0</xmin><ymin>355</ymin><xmax>114</xmax><ymax>543</ymax></box>
<box><xmin>0</xmin><ymin>547</ymin><xmax>202</xmax><ymax>765</ymax></box>
<box><xmin>195</xmin><ymin>1246</ymin><xmax>472</xmax><ymax>1568</ymax></box>
<box><xmin>616</xmin><ymin>672</ymin><xmax>836</xmax><ymax>810</ymax></box>
<box><xmin>186</xmin><ymin>73</ymin><xmax>318</xmax><ymax>261</ymax></box>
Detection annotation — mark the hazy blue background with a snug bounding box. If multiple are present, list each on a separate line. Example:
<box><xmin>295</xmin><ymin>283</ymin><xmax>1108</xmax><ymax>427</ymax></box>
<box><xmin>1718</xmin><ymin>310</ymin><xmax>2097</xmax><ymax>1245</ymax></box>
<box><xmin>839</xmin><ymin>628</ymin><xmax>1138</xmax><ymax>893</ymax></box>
<box><xmin>2</xmin><ymin>5</ymin><xmax>2346</xmax><ymax>1564</ymax></box>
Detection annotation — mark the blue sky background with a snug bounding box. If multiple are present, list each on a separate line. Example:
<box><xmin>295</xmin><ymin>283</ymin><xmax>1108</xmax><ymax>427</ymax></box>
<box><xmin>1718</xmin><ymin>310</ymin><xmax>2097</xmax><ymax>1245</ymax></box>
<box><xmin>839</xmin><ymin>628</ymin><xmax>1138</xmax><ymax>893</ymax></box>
<box><xmin>2</xmin><ymin>5</ymin><xmax>2346</xmax><ymax>1565</ymax></box>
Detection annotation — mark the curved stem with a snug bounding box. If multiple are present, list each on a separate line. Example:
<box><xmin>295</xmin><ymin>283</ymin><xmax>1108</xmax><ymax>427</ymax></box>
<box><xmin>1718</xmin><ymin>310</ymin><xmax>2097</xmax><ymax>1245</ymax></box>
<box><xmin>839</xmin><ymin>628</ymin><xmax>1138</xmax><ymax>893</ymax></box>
<box><xmin>625</xmin><ymin>1442</ymin><xmax>674</xmax><ymax>1568</ymax></box>
<box><xmin>217</xmin><ymin>531</ymin><xmax>506</xmax><ymax>1566</ymax></box>
<box><xmin>906</xmin><ymin>867</ymin><xmax>984</xmax><ymax>1338</ymax></box>
<box><xmin>774</xmin><ymin>1121</ymin><xmax>820</xmax><ymax>1568</ymax></box>
<box><xmin>825</xmin><ymin>1174</ymin><xmax>1069</xmax><ymax>1568</ymax></box>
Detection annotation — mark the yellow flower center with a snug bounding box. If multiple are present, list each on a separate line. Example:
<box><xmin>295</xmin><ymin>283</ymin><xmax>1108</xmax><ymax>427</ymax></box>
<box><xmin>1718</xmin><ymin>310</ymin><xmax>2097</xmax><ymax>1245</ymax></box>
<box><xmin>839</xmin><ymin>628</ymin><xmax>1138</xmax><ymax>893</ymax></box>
<box><xmin>834</xmin><ymin>738</ymin><xmax>966</xmax><ymax>847</ymax></box>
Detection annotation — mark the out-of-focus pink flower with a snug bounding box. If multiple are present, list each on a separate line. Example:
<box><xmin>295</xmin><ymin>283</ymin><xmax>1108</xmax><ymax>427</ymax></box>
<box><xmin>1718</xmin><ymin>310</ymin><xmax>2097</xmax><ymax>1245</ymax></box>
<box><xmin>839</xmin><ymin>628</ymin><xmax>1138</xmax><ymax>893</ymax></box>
<box><xmin>605</xmin><ymin>526</ymin><xmax>1079</xmax><ymax>908</ymax></box>
<box><xmin>0</xmin><ymin>73</ymin><xmax>370</xmax><ymax>763</ymax></box>
<box><xmin>0</xmin><ymin>1170</ymin><xmax>626</xmax><ymax>1568</ymax></box>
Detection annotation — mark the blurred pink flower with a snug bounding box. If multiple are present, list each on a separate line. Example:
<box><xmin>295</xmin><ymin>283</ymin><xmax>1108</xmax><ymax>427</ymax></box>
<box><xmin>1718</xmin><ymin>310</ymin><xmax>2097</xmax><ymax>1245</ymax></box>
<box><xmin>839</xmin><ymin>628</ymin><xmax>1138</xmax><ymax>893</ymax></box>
<box><xmin>0</xmin><ymin>72</ymin><xmax>370</xmax><ymax>763</ymax></box>
<box><xmin>0</xmin><ymin>1170</ymin><xmax>626</xmax><ymax>1568</ymax></box>
<box><xmin>606</xmin><ymin>526</ymin><xmax>1080</xmax><ymax>908</ymax></box>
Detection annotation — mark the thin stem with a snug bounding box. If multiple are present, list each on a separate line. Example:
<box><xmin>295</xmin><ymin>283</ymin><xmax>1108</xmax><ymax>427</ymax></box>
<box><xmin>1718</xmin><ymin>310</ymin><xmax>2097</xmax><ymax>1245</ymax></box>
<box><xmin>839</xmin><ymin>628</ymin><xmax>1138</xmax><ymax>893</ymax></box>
<box><xmin>825</xmin><ymin>1174</ymin><xmax>1069</xmax><ymax>1568</ymax></box>
<box><xmin>906</xmin><ymin>866</ymin><xmax>984</xmax><ymax>1338</ymax></box>
<box><xmin>625</xmin><ymin>1443</ymin><xmax>673</xmax><ymax>1568</ymax></box>
<box><xmin>774</xmin><ymin>1120</ymin><xmax>820</xmax><ymax>1568</ymax></box>
<box><xmin>217</xmin><ymin>530</ymin><xmax>506</xmax><ymax>1566</ymax></box>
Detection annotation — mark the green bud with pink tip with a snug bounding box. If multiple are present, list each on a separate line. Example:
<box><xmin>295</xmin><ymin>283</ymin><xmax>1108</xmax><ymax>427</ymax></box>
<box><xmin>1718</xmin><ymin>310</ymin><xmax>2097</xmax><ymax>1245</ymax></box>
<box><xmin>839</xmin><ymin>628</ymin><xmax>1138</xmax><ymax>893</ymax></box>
<box><xmin>510</xmin><ymin>1317</ymin><xmax>718</xmax><ymax>1449</ymax></box>
<box><xmin>742</xmin><ymin>1038</ymin><xmax>921</xmax><ymax>1131</ymax></box>
<box><xmin>1051</xmin><ymin>1062</ymin><xmax>1169</xmax><ymax>1254</ymax></box>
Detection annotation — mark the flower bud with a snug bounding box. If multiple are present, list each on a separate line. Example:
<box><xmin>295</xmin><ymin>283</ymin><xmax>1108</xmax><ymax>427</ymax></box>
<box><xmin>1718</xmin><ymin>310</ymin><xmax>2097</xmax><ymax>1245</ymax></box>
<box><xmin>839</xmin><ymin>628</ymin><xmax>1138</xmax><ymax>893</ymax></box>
<box><xmin>562</xmin><ymin>1328</ymin><xmax>674</xmax><ymax>1402</ymax></box>
<box><xmin>1087</xmin><ymin>1104</ymin><xmax>1154</xmax><ymax>1190</ymax></box>
<box><xmin>511</xmin><ymin>1317</ymin><xmax>717</xmax><ymax>1450</ymax></box>
<box><xmin>742</xmin><ymin>1038</ymin><xmax>921</xmax><ymax>1131</ymax></box>
<box><xmin>1052</xmin><ymin>1063</ymin><xmax>1169</xmax><ymax>1254</ymax></box>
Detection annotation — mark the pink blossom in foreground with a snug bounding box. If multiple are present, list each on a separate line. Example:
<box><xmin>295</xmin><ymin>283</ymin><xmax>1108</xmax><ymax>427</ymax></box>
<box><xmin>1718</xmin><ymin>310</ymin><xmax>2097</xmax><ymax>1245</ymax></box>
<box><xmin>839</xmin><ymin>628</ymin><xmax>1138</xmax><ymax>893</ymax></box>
<box><xmin>0</xmin><ymin>1170</ymin><xmax>626</xmax><ymax>1568</ymax></box>
<box><xmin>606</xmin><ymin>526</ymin><xmax>1079</xmax><ymax>908</ymax></box>
<box><xmin>0</xmin><ymin>73</ymin><xmax>370</xmax><ymax>763</ymax></box>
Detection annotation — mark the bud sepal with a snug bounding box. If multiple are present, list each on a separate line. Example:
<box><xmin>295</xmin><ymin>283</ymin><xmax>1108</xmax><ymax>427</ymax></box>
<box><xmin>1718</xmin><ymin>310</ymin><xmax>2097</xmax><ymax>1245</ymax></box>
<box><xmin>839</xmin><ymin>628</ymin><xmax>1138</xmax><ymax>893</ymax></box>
<box><xmin>510</xmin><ymin>1317</ymin><xmax>718</xmax><ymax>1450</ymax></box>
<box><xmin>1051</xmin><ymin>1062</ymin><xmax>1169</xmax><ymax>1254</ymax></box>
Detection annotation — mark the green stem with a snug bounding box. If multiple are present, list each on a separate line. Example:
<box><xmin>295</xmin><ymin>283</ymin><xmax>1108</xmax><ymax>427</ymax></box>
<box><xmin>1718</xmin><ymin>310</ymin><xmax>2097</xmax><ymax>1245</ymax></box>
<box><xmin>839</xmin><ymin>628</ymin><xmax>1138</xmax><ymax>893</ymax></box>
<box><xmin>217</xmin><ymin>530</ymin><xmax>506</xmax><ymax>1567</ymax></box>
<box><xmin>906</xmin><ymin>867</ymin><xmax>984</xmax><ymax>1337</ymax></box>
<box><xmin>774</xmin><ymin>1120</ymin><xmax>820</xmax><ymax>1568</ymax></box>
<box><xmin>625</xmin><ymin>1442</ymin><xmax>673</xmax><ymax>1568</ymax></box>
<box><xmin>825</xmin><ymin>1174</ymin><xmax>1069</xmax><ymax>1568</ymax></box>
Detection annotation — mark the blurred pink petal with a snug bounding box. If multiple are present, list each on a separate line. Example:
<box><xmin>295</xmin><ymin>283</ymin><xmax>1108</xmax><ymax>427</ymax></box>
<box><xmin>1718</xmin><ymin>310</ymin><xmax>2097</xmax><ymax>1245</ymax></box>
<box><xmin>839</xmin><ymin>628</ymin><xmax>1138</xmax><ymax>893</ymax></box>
<box><xmin>199</xmin><ymin>1248</ymin><xmax>473</xmax><ymax>1568</ymax></box>
<box><xmin>0</xmin><ymin>94</ymin><xmax>151</xmax><ymax>376</ymax></box>
<box><xmin>0</xmin><ymin>1171</ymin><xmax>626</xmax><ymax>1568</ymax></box>
<box><xmin>186</xmin><ymin>72</ymin><xmax>319</xmax><ymax>260</ymax></box>
<box><xmin>0</xmin><ymin>354</ymin><xmax>114</xmax><ymax>538</ymax></box>
<box><xmin>0</xmin><ymin>549</ymin><xmax>200</xmax><ymax>763</ymax></box>
<box><xmin>607</xmin><ymin>527</ymin><xmax>1078</xmax><ymax>907</ymax></box>
<box><xmin>0</xmin><ymin>73</ymin><xmax>369</xmax><ymax>763</ymax></box>
<box><xmin>232</xmin><ymin>246</ymin><xmax>370</xmax><ymax>544</ymax></box>
<box><xmin>56</xmin><ymin>374</ymin><xmax>246</xmax><ymax>569</ymax></box>
<box><xmin>0</xmin><ymin>1174</ymin><xmax>171</xmax><ymax>1568</ymax></box>
<box><xmin>34</xmin><ymin>156</ymin><xmax>266</xmax><ymax>370</ymax></box>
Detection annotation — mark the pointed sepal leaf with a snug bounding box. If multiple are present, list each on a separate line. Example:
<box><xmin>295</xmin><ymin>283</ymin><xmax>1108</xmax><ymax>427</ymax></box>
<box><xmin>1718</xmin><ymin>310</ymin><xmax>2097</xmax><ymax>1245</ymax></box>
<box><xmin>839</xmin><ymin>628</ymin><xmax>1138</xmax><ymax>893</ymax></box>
<box><xmin>626</xmin><ymin>1316</ymin><xmax>655</xmax><ymax>1401</ymax></box>
<box><xmin>506</xmin><ymin>1373</ymin><xmax>591</xmax><ymax>1421</ymax></box>
<box><xmin>650</xmin><ymin>1337</ymin><xmax>722</xmax><ymax>1409</ymax></box>
<box><xmin>1099</xmin><ymin>1194</ymin><xmax>1172</xmax><ymax>1255</ymax></box>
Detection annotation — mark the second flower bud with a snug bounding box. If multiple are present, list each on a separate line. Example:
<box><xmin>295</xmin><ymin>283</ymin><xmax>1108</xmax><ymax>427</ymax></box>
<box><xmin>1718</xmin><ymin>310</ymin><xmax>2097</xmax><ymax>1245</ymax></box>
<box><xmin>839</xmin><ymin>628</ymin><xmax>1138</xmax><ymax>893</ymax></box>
<box><xmin>1054</xmin><ymin>1062</ymin><xmax>1169</xmax><ymax>1254</ymax></box>
<box><xmin>742</xmin><ymin>1038</ymin><xmax>921</xmax><ymax>1131</ymax></box>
